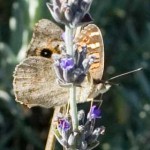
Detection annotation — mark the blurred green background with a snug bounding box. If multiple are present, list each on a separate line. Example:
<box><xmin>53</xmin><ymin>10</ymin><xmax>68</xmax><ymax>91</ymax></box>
<box><xmin>0</xmin><ymin>0</ymin><xmax>150</xmax><ymax>150</ymax></box>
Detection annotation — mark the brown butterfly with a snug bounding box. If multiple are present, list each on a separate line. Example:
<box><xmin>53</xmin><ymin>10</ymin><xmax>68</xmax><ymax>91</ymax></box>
<box><xmin>13</xmin><ymin>19</ymin><xmax>104</xmax><ymax>108</ymax></box>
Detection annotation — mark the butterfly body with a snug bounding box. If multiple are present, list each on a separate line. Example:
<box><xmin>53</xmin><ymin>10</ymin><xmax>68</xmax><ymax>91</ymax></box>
<box><xmin>13</xmin><ymin>19</ymin><xmax>104</xmax><ymax>108</ymax></box>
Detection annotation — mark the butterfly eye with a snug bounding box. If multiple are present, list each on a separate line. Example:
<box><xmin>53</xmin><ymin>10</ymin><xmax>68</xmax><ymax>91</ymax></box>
<box><xmin>40</xmin><ymin>48</ymin><xmax>52</xmax><ymax>58</ymax></box>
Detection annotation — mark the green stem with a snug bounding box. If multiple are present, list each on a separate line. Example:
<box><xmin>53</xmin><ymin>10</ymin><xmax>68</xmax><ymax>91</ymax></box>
<box><xmin>69</xmin><ymin>84</ymin><xmax>78</xmax><ymax>130</ymax></box>
<box><xmin>65</xmin><ymin>25</ymin><xmax>78</xmax><ymax>130</ymax></box>
<box><xmin>65</xmin><ymin>26</ymin><xmax>74</xmax><ymax>55</ymax></box>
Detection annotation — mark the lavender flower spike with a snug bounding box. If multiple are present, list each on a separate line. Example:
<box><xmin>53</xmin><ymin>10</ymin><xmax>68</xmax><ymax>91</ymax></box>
<box><xmin>53</xmin><ymin>108</ymin><xmax>105</xmax><ymax>150</ymax></box>
<box><xmin>52</xmin><ymin>46</ymin><xmax>95</xmax><ymax>86</ymax></box>
<box><xmin>47</xmin><ymin>0</ymin><xmax>93</xmax><ymax>27</ymax></box>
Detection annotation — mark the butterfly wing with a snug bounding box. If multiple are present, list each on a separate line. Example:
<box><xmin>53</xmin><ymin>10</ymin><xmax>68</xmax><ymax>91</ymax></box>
<box><xmin>13</xmin><ymin>19</ymin><xmax>69</xmax><ymax>108</ymax></box>
<box><xmin>75</xmin><ymin>24</ymin><xmax>104</xmax><ymax>100</ymax></box>
<box><xmin>27</xmin><ymin>19</ymin><xmax>64</xmax><ymax>57</ymax></box>
<box><xmin>13</xmin><ymin>56</ymin><xmax>68</xmax><ymax>108</ymax></box>
<box><xmin>75</xmin><ymin>24</ymin><xmax>104</xmax><ymax>81</ymax></box>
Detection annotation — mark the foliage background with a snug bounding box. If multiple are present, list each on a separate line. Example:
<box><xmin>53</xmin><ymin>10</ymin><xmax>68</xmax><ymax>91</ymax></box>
<box><xmin>0</xmin><ymin>0</ymin><xmax>150</xmax><ymax>150</ymax></box>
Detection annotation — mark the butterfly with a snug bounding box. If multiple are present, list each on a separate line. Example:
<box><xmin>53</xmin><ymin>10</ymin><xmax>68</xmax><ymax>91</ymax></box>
<box><xmin>13</xmin><ymin>19</ymin><xmax>104</xmax><ymax>108</ymax></box>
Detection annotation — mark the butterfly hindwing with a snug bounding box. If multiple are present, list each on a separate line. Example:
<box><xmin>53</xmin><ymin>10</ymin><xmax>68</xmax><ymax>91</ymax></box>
<box><xmin>13</xmin><ymin>56</ymin><xmax>68</xmax><ymax>108</ymax></box>
<box><xmin>75</xmin><ymin>24</ymin><xmax>104</xmax><ymax>100</ymax></box>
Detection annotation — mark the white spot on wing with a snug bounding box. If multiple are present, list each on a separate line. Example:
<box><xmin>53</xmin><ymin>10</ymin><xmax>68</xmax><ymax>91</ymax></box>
<box><xmin>87</xmin><ymin>42</ymin><xmax>100</xmax><ymax>49</ymax></box>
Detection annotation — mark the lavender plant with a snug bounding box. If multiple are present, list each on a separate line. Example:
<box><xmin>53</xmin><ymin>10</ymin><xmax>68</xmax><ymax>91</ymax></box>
<box><xmin>47</xmin><ymin>0</ymin><xmax>106</xmax><ymax>149</ymax></box>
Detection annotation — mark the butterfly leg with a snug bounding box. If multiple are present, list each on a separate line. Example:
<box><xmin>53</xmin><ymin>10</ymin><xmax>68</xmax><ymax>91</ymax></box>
<box><xmin>93</xmin><ymin>94</ymin><xmax>104</xmax><ymax>108</ymax></box>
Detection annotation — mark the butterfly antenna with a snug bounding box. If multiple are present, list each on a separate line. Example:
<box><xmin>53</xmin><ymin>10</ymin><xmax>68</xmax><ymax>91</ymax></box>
<box><xmin>108</xmin><ymin>67</ymin><xmax>142</xmax><ymax>81</ymax></box>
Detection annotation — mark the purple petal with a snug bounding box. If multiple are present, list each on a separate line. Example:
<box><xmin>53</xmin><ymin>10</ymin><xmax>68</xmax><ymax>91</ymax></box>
<box><xmin>60</xmin><ymin>57</ymin><xmax>74</xmax><ymax>70</ymax></box>
<box><xmin>88</xmin><ymin>105</ymin><xmax>101</xmax><ymax>119</ymax></box>
<box><xmin>58</xmin><ymin>118</ymin><xmax>71</xmax><ymax>131</ymax></box>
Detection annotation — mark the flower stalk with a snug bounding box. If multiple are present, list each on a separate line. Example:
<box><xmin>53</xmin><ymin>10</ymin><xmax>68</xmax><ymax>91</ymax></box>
<box><xmin>65</xmin><ymin>26</ymin><xmax>74</xmax><ymax>56</ymax></box>
<box><xmin>65</xmin><ymin>25</ymin><xmax>79</xmax><ymax>130</ymax></box>
<box><xmin>69</xmin><ymin>83</ymin><xmax>78</xmax><ymax>130</ymax></box>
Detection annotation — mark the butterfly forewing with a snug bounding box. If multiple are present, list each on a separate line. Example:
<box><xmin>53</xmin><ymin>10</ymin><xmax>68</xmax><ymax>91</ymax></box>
<box><xmin>13</xmin><ymin>19</ymin><xmax>69</xmax><ymax>108</ymax></box>
<box><xmin>27</xmin><ymin>19</ymin><xmax>64</xmax><ymax>57</ymax></box>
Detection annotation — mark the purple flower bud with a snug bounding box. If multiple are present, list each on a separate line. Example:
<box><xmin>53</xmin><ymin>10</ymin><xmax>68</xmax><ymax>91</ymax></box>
<box><xmin>60</xmin><ymin>57</ymin><xmax>74</xmax><ymax>70</ymax></box>
<box><xmin>68</xmin><ymin>133</ymin><xmax>75</xmax><ymax>146</ymax></box>
<box><xmin>47</xmin><ymin>0</ymin><xmax>93</xmax><ymax>27</ymax></box>
<box><xmin>88</xmin><ymin>105</ymin><xmax>101</xmax><ymax>119</ymax></box>
<box><xmin>81</xmin><ymin>141</ymin><xmax>87</xmax><ymax>149</ymax></box>
<box><xmin>58</xmin><ymin>118</ymin><xmax>71</xmax><ymax>131</ymax></box>
<box><xmin>99</xmin><ymin>126</ymin><xmax>105</xmax><ymax>135</ymax></box>
<box><xmin>78</xmin><ymin>110</ymin><xmax>85</xmax><ymax>122</ymax></box>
